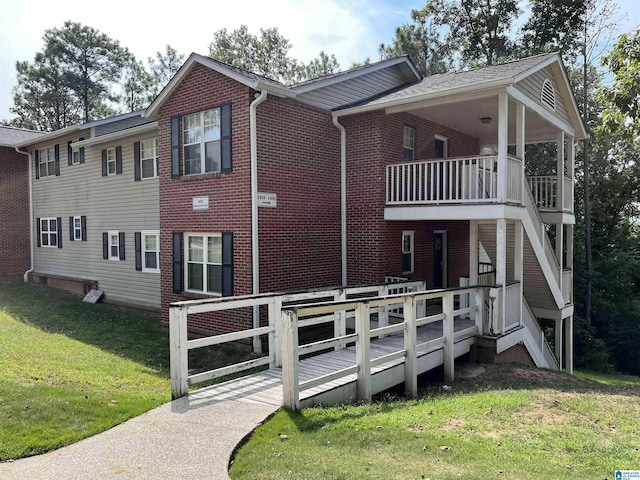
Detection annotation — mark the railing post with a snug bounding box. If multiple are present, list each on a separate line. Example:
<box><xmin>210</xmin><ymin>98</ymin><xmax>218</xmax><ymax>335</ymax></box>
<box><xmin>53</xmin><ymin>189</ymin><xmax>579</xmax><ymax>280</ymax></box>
<box><xmin>443</xmin><ymin>292</ymin><xmax>455</xmax><ymax>383</ymax></box>
<box><xmin>269</xmin><ymin>296</ymin><xmax>283</xmax><ymax>368</ymax></box>
<box><xmin>416</xmin><ymin>280</ymin><xmax>427</xmax><ymax>318</ymax></box>
<box><xmin>282</xmin><ymin>309</ymin><xmax>300</xmax><ymax>411</ymax></box>
<box><xmin>334</xmin><ymin>289</ymin><xmax>346</xmax><ymax>349</ymax></box>
<box><xmin>404</xmin><ymin>295</ymin><xmax>417</xmax><ymax>397</ymax></box>
<box><xmin>355</xmin><ymin>301</ymin><xmax>372</xmax><ymax>403</ymax></box>
<box><xmin>170</xmin><ymin>306</ymin><xmax>189</xmax><ymax>400</ymax></box>
<box><xmin>474</xmin><ymin>288</ymin><xmax>484</xmax><ymax>334</ymax></box>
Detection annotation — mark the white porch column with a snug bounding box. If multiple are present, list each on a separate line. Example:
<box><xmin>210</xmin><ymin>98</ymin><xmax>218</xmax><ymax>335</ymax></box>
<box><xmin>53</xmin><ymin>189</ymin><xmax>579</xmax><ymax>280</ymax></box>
<box><xmin>565</xmin><ymin>315</ymin><xmax>574</xmax><ymax>374</ymax></box>
<box><xmin>496</xmin><ymin>218</ymin><xmax>507</xmax><ymax>333</ymax></box>
<box><xmin>497</xmin><ymin>93</ymin><xmax>509</xmax><ymax>203</ymax></box>
<box><xmin>555</xmin><ymin>317</ymin><xmax>563</xmax><ymax>371</ymax></box>
<box><xmin>514</xmin><ymin>221</ymin><xmax>524</xmax><ymax>326</ymax></box>
<box><xmin>515</xmin><ymin>102</ymin><xmax>526</xmax><ymax>204</ymax></box>
<box><xmin>469</xmin><ymin>220</ymin><xmax>478</xmax><ymax>285</ymax></box>
<box><xmin>557</xmin><ymin>131</ymin><xmax>565</xmax><ymax>212</ymax></box>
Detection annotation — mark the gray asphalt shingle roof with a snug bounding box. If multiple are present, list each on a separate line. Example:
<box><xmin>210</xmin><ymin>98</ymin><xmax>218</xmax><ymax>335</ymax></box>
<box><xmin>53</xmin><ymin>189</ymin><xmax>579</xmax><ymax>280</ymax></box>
<box><xmin>0</xmin><ymin>126</ymin><xmax>45</xmax><ymax>147</ymax></box>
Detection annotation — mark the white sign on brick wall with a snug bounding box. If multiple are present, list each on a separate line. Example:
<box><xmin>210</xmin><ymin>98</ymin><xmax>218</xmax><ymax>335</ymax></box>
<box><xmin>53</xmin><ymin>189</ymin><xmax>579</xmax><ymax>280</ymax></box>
<box><xmin>257</xmin><ymin>192</ymin><xmax>277</xmax><ymax>208</ymax></box>
<box><xmin>192</xmin><ymin>196</ymin><xmax>209</xmax><ymax>211</ymax></box>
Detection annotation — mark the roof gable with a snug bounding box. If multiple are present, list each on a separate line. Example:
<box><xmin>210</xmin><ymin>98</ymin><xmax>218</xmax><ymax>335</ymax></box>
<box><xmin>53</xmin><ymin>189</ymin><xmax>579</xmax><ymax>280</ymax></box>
<box><xmin>0</xmin><ymin>126</ymin><xmax>46</xmax><ymax>147</ymax></box>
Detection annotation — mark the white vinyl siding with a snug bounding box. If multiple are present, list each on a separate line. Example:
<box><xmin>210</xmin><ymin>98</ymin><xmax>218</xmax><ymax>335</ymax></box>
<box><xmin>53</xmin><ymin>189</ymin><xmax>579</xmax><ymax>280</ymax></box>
<box><xmin>514</xmin><ymin>67</ymin><xmax>571</xmax><ymax>126</ymax></box>
<box><xmin>32</xmin><ymin>130</ymin><xmax>160</xmax><ymax>309</ymax></box>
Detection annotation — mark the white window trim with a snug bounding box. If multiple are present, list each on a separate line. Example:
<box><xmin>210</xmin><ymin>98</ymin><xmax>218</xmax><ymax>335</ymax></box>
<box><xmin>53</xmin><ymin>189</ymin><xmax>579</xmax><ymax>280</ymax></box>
<box><xmin>182</xmin><ymin>108</ymin><xmax>221</xmax><ymax>176</ymax></box>
<box><xmin>402</xmin><ymin>230</ymin><xmax>415</xmax><ymax>274</ymax></box>
<box><xmin>39</xmin><ymin>147</ymin><xmax>56</xmax><ymax>177</ymax></box>
<box><xmin>106</xmin><ymin>147</ymin><xmax>117</xmax><ymax>176</ymax></box>
<box><xmin>434</xmin><ymin>134</ymin><xmax>449</xmax><ymax>159</ymax></box>
<box><xmin>141</xmin><ymin>230</ymin><xmax>160</xmax><ymax>273</ymax></box>
<box><xmin>73</xmin><ymin>216</ymin><xmax>82</xmax><ymax>241</ymax></box>
<box><xmin>108</xmin><ymin>230</ymin><xmax>120</xmax><ymax>261</ymax></box>
<box><xmin>403</xmin><ymin>126</ymin><xmax>415</xmax><ymax>161</ymax></box>
<box><xmin>140</xmin><ymin>138</ymin><xmax>158</xmax><ymax>180</ymax></box>
<box><xmin>41</xmin><ymin>217</ymin><xmax>58</xmax><ymax>248</ymax></box>
<box><xmin>71</xmin><ymin>148</ymin><xmax>81</xmax><ymax>165</ymax></box>
<box><xmin>184</xmin><ymin>232</ymin><xmax>223</xmax><ymax>295</ymax></box>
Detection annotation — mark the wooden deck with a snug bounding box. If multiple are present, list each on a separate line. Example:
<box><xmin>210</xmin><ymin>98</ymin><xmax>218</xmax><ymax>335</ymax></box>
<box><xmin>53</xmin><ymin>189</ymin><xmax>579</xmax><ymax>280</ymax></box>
<box><xmin>186</xmin><ymin>317</ymin><xmax>476</xmax><ymax>408</ymax></box>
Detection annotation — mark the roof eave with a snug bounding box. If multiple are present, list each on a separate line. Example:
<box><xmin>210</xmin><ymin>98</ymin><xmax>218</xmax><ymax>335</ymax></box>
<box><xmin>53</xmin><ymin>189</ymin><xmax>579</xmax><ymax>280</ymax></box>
<box><xmin>14</xmin><ymin>125</ymin><xmax>81</xmax><ymax>148</ymax></box>
<box><xmin>72</xmin><ymin>122</ymin><xmax>158</xmax><ymax>148</ymax></box>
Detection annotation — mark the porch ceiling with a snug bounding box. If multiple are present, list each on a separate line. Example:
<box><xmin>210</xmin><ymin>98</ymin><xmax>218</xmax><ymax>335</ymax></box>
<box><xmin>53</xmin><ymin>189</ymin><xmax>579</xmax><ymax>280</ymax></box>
<box><xmin>395</xmin><ymin>94</ymin><xmax>559</xmax><ymax>146</ymax></box>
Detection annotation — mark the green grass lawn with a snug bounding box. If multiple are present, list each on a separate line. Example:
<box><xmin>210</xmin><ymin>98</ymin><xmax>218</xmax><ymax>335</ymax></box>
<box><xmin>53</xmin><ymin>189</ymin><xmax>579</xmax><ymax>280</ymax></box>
<box><xmin>230</xmin><ymin>364</ymin><xmax>640</xmax><ymax>480</ymax></box>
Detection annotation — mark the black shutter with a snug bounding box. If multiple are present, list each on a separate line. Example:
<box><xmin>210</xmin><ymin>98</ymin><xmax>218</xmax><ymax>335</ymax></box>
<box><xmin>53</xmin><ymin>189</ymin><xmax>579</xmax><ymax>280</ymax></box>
<box><xmin>172</xmin><ymin>232</ymin><xmax>183</xmax><ymax>293</ymax></box>
<box><xmin>67</xmin><ymin>141</ymin><xmax>73</xmax><ymax>166</ymax></box>
<box><xmin>81</xmin><ymin>216</ymin><xmax>87</xmax><ymax>241</ymax></box>
<box><xmin>170</xmin><ymin>115</ymin><xmax>181</xmax><ymax>179</ymax></box>
<box><xmin>221</xmin><ymin>102</ymin><xmax>232</xmax><ymax>173</ymax></box>
<box><xmin>79</xmin><ymin>137</ymin><xmax>85</xmax><ymax>164</ymax></box>
<box><xmin>134</xmin><ymin>232</ymin><xmax>142</xmax><ymax>271</ymax></box>
<box><xmin>102</xmin><ymin>232</ymin><xmax>108</xmax><ymax>259</ymax></box>
<box><xmin>69</xmin><ymin>217</ymin><xmax>74</xmax><ymax>241</ymax></box>
<box><xmin>101</xmin><ymin>149</ymin><xmax>107</xmax><ymax>176</ymax></box>
<box><xmin>54</xmin><ymin>144</ymin><xmax>60</xmax><ymax>176</ymax></box>
<box><xmin>35</xmin><ymin>150</ymin><xmax>40</xmax><ymax>179</ymax></box>
<box><xmin>36</xmin><ymin>217</ymin><xmax>41</xmax><ymax>247</ymax></box>
<box><xmin>119</xmin><ymin>232</ymin><xmax>125</xmax><ymax>260</ymax></box>
<box><xmin>56</xmin><ymin>217</ymin><xmax>62</xmax><ymax>248</ymax></box>
<box><xmin>222</xmin><ymin>231</ymin><xmax>233</xmax><ymax>296</ymax></box>
<box><xmin>115</xmin><ymin>146</ymin><xmax>123</xmax><ymax>174</ymax></box>
<box><xmin>133</xmin><ymin>142</ymin><xmax>141</xmax><ymax>181</ymax></box>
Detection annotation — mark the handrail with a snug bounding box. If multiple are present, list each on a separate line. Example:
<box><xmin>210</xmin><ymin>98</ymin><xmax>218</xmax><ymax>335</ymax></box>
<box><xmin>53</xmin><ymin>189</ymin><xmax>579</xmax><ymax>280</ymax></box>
<box><xmin>523</xmin><ymin>182</ymin><xmax>561</xmax><ymax>281</ymax></box>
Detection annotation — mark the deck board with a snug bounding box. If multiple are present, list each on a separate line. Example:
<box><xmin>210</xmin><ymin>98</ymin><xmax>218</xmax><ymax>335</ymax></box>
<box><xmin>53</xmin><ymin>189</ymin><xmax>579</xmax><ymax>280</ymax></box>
<box><xmin>191</xmin><ymin>317</ymin><xmax>477</xmax><ymax>407</ymax></box>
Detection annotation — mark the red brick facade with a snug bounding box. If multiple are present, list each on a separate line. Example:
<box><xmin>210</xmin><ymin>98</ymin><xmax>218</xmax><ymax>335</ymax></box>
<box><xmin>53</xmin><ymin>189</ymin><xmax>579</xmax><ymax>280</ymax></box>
<box><xmin>0</xmin><ymin>147</ymin><xmax>30</xmax><ymax>281</ymax></box>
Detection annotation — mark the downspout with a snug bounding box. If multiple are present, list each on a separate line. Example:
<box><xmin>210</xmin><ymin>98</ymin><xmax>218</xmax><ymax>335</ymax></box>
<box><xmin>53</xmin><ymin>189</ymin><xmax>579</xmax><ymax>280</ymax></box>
<box><xmin>332</xmin><ymin>116</ymin><xmax>347</xmax><ymax>287</ymax></box>
<box><xmin>250</xmin><ymin>89</ymin><xmax>268</xmax><ymax>353</ymax></box>
<box><xmin>15</xmin><ymin>147</ymin><xmax>34</xmax><ymax>282</ymax></box>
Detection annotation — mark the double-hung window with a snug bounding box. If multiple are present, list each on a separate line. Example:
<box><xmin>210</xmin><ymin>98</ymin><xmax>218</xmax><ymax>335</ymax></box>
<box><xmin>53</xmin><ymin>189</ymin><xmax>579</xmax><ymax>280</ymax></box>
<box><xmin>402</xmin><ymin>231</ymin><xmax>414</xmax><ymax>274</ymax></box>
<box><xmin>73</xmin><ymin>216</ymin><xmax>82</xmax><ymax>240</ymax></box>
<box><xmin>142</xmin><ymin>231</ymin><xmax>160</xmax><ymax>272</ymax></box>
<box><xmin>41</xmin><ymin>218</ymin><xmax>58</xmax><ymax>247</ymax></box>
<box><xmin>183</xmin><ymin>109</ymin><xmax>221</xmax><ymax>175</ymax></box>
<box><xmin>106</xmin><ymin>148</ymin><xmax>117</xmax><ymax>175</ymax></box>
<box><xmin>39</xmin><ymin>147</ymin><xmax>56</xmax><ymax>177</ymax></box>
<box><xmin>185</xmin><ymin>233</ymin><xmax>222</xmax><ymax>294</ymax></box>
<box><xmin>109</xmin><ymin>231</ymin><xmax>120</xmax><ymax>259</ymax></box>
<box><xmin>140</xmin><ymin>139</ymin><xmax>158</xmax><ymax>179</ymax></box>
<box><xmin>403</xmin><ymin>126</ymin><xmax>415</xmax><ymax>161</ymax></box>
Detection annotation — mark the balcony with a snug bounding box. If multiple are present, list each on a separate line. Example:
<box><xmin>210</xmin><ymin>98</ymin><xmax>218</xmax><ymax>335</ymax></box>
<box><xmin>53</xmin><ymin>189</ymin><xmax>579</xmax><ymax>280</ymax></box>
<box><xmin>386</xmin><ymin>155</ymin><xmax>523</xmax><ymax>206</ymax></box>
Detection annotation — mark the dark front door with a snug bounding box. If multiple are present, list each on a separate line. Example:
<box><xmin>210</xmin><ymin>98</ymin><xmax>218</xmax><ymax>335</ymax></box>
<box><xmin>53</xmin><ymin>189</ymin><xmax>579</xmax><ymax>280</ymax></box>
<box><xmin>433</xmin><ymin>231</ymin><xmax>447</xmax><ymax>288</ymax></box>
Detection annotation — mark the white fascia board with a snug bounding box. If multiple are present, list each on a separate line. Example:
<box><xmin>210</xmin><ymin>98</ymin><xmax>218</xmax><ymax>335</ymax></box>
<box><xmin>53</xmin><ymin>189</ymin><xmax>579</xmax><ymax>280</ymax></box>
<box><xmin>292</xmin><ymin>57</ymin><xmax>421</xmax><ymax>94</ymax></box>
<box><xmin>14</xmin><ymin>125</ymin><xmax>81</xmax><ymax>148</ymax></box>
<box><xmin>72</xmin><ymin>122</ymin><xmax>158</xmax><ymax>148</ymax></box>
<box><xmin>511</xmin><ymin>54</ymin><xmax>559</xmax><ymax>84</ymax></box>
<box><xmin>333</xmin><ymin>78</ymin><xmax>513</xmax><ymax>118</ymax></box>
<box><xmin>145</xmin><ymin>54</ymin><xmax>294</xmax><ymax>118</ymax></box>
<box><xmin>506</xmin><ymin>86</ymin><xmax>577</xmax><ymax>138</ymax></box>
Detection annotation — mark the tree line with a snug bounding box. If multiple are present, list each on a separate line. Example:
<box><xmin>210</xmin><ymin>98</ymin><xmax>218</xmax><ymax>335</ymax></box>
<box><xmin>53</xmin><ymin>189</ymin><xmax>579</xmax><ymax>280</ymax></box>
<box><xmin>4</xmin><ymin>0</ymin><xmax>640</xmax><ymax>375</ymax></box>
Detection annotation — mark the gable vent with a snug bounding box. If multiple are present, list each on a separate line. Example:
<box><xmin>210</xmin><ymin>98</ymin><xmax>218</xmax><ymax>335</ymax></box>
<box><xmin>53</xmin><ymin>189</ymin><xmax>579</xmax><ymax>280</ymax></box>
<box><xmin>541</xmin><ymin>79</ymin><xmax>556</xmax><ymax>111</ymax></box>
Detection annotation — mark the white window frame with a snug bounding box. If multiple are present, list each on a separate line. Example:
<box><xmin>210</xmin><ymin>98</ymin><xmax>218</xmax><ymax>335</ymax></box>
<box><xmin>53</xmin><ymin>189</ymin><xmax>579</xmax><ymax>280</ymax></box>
<box><xmin>182</xmin><ymin>108</ymin><xmax>221</xmax><ymax>176</ymax></box>
<box><xmin>403</xmin><ymin>126</ymin><xmax>415</xmax><ymax>161</ymax></box>
<box><xmin>108</xmin><ymin>230</ymin><xmax>120</xmax><ymax>260</ymax></box>
<box><xmin>141</xmin><ymin>230</ymin><xmax>160</xmax><ymax>273</ymax></box>
<box><xmin>106</xmin><ymin>147</ymin><xmax>117</xmax><ymax>175</ymax></box>
<box><xmin>71</xmin><ymin>147</ymin><xmax>81</xmax><ymax>165</ymax></box>
<box><xmin>39</xmin><ymin>147</ymin><xmax>56</xmax><ymax>177</ymax></box>
<box><xmin>402</xmin><ymin>230</ymin><xmax>415</xmax><ymax>274</ymax></box>
<box><xmin>41</xmin><ymin>218</ymin><xmax>58</xmax><ymax>248</ymax></box>
<box><xmin>184</xmin><ymin>233</ymin><xmax>222</xmax><ymax>295</ymax></box>
<box><xmin>73</xmin><ymin>216</ymin><xmax>82</xmax><ymax>241</ymax></box>
<box><xmin>140</xmin><ymin>138</ymin><xmax>158</xmax><ymax>179</ymax></box>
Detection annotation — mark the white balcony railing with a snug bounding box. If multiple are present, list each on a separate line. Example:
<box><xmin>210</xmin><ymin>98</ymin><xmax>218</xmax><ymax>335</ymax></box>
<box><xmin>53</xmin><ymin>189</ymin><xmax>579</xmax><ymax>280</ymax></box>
<box><xmin>527</xmin><ymin>175</ymin><xmax>574</xmax><ymax>213</ymax></box>
<box><xmin>387</xmin><ymin>155</ymin><xmax>523</xmax><ymax>205</ymax></box>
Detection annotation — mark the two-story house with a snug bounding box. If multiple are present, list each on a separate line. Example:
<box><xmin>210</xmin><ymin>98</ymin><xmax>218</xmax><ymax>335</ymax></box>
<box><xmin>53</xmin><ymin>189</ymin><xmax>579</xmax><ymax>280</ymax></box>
<box><xmin>8</xmin><ymin>52</ymin><xmax>585</xmax><ymax>372</ymax></box>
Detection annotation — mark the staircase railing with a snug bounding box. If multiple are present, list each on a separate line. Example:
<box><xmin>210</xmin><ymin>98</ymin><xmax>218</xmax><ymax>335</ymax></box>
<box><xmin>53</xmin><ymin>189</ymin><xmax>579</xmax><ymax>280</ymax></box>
<box><xmin>522</xmin><ymin>297</ymin><xmax>559</xmax><ymax>370</ymax></box>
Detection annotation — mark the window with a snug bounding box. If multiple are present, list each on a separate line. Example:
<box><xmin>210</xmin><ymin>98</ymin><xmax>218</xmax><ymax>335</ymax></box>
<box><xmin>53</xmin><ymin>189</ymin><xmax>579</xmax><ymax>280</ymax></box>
<box><xmin>40</xmin><ymin>218</ymin><xmax>59</xmax><ymax>247</ymax></box>
<box><xmin>103</xmin><ymin>231</ymin><xmax>125</xmax><ymax>261</ymax></box>
<box><xmin>73</xmin><ymin>216</ymin><xmax>82</xmax><ymax>240</ymax></box>
<box><xmin>185</xmin><ymin>233</ymin><xmax>222</xmax><ymax>294</ymax></box>
<box><xmin>72</xmin><ymin>148</ymin><xmax>81</xmax><ymax>165</ymax></box>
<box><xmin>434</xmin><ymin>135</ymin><xmax>448</xmax><ymax>159</ymax></box>
<box><xmin>403</xmin><ymin>126</ymin><xmax>415</xmax><ymax>161</ymax></box>
<box><xmin>38</xmin><ymin>147</ymin><xmax>57</xmax><ymax>177</ymax></box>
<box><xmin>109</xmin><ymin>232</ymin><xmax>120</xmax><ymax>259</ymax></box>
<box><xmin>106</xmin><ymin>148</ymin><xmax>116</xmax><ymax>175</ymax></box>
<box><xmin>140</xmin><ymin>139</ymin><xmax>158</xmax><ymax>179</ymax></box>
<box><xmin>402</xmin><ymin>231</ymin><xmax>414</xmax><ymax>274</ymax></box>
<box><xmin>183</xmin><ymin>109</ymin><xmax>221</xmax><ymax>175</ymax></box>
<box><xmin>67</xmin><ymin>138</ymin><xmax>85</xmax><ymax>166</ymax></box>
<box><xmin>137</xmin><ymin>231</ymin><xmax>160</xmax><ymax>272</ymax></box>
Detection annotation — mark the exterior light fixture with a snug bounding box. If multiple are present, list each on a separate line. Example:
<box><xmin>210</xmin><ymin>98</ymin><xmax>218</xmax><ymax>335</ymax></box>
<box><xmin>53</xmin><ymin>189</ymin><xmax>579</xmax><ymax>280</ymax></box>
<box><xmin>480</xmin><ymin>117</ymin><xmax>492</xmax><ymax>124</ymax></box>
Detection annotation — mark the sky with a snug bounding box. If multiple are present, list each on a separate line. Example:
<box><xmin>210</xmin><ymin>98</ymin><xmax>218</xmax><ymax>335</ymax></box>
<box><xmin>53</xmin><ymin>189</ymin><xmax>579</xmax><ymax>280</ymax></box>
<box><xmin>1</xmin><ymin>0</ymin><xmax>639</xmax><ymax>122</ymax></box>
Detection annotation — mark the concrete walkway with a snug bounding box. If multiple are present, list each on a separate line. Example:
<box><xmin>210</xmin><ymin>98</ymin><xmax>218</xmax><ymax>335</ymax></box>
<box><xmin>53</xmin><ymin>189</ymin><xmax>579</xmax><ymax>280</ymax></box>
<box><xmin>0</xmin><ymin>388</ymin><xmax>280</xmax><ymax>480</ymax></box>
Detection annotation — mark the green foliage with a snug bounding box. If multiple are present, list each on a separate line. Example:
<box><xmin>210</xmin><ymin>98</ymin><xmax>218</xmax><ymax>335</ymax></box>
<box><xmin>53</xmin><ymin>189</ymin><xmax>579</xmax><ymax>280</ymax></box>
<box><xmin>121</xmin><ymin>59</ymin><xmax>154</xmax><ymax>112</ymax></box>
<box><xmin>147</xmin><ymin>45</ymin><xmax>185</xmax><ymax>96</ymax></box>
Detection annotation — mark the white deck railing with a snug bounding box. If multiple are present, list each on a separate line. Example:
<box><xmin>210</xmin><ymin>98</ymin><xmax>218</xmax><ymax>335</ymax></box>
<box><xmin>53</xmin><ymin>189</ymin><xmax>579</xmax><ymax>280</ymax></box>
<box><xmin>527</xmin><ymin>175</ymin><xmax>574</xmax><ymax>213</ymax></box>
<box><xmin>168</xmin><ymin>281</ymin><xmax>426</xmax><ymax>399</ymax></box>
<box><xmin>562</xmin><ymin>269</ymin><xmax>572</xmax><ymax>304</ymax></box>
<box><xmin>386</xmin><ymin>155</ymin><xmax>523</xmax><ymax>205</ymax></box>
<box><xmin>522</xmin><ymin>298</ymin><xmax>559</xmax><ymax>370</ymax></box>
